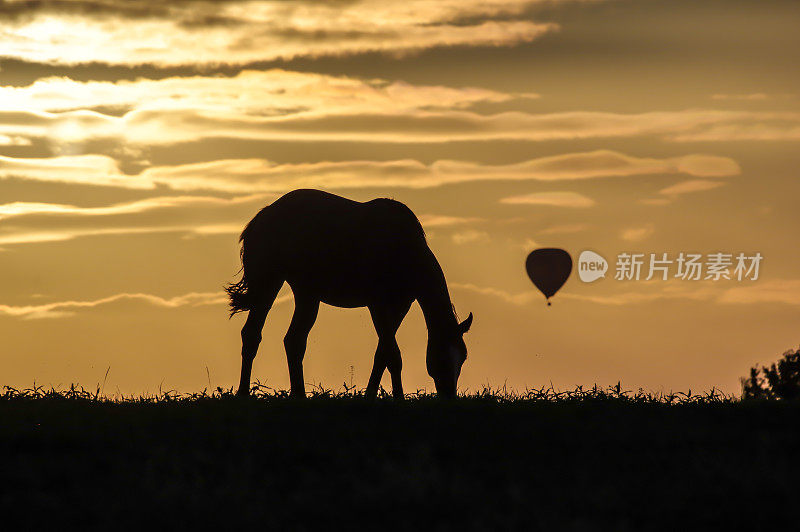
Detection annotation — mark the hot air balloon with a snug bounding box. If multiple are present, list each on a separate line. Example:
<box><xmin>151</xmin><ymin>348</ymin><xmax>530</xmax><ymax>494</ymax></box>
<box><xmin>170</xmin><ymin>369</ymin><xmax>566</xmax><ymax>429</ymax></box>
<box><xmin>525</xmin><ymin>248</ymin><xmax>572</xmax><ymax>306</ymax></box>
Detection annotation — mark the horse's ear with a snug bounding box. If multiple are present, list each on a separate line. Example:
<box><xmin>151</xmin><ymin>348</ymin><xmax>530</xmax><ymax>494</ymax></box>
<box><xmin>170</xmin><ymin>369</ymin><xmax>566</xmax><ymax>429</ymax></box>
<box><xmin>459</xmin><ymin>312</ymin><xmax>473</xmax><ymax>334</ymax></box>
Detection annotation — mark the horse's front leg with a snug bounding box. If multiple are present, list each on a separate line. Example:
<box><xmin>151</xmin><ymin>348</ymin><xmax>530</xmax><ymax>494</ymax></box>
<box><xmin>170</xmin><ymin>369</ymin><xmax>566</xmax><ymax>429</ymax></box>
<box><xmin>365</xmin><ymin>346</ymin><xmax>386</xmax><ymax>399</ymax></box>
<box><xmin>384</xmin><ymin>338</ymin><xmax>404</xmax><ymax>400</ymax></box>
<box><xmin>367</xmin><ymin>301</ymin><xmax>412</xmax><ymax>400</ymax></box>
<box><xmin>366</xmin><ymin>337</ymin><xmax>403</xmax><ymax>399</ymax></box>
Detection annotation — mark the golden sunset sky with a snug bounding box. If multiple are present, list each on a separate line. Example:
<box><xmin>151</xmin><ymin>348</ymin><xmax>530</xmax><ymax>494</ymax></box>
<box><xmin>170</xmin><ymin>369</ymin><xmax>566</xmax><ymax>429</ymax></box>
<box><xmin>1</xmin><ymin>0</ymin><xmax>799</xmax><ymax>395</ymax></box>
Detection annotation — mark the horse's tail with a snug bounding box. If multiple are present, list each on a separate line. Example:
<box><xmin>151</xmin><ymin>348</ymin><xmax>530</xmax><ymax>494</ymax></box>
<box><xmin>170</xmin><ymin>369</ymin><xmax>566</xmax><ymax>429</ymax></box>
<box><xmin>224</xmin><ymin>275</ymin><xmax>250</xmax><ymax>317</ymax></box>
<box><xmin>225</xmin><ymin>213</ymin><xmax>262</xmax><ymax>317</ymax></box>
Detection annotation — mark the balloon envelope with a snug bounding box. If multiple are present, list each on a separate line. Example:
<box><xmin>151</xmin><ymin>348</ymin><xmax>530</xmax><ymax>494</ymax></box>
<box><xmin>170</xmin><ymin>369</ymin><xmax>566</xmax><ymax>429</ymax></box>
<box><xmin>525</xmin><ymin>248</ymin><xmax>572</xmax><ymax>301</ymax></box>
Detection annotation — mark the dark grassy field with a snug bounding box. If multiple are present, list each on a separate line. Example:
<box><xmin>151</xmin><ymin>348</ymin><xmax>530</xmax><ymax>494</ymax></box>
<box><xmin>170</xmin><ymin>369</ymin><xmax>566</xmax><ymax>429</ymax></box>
<box><xmin>1</xmin><ymin>384</ymin><xmax>797</xmax><ymax>531</ymax></box>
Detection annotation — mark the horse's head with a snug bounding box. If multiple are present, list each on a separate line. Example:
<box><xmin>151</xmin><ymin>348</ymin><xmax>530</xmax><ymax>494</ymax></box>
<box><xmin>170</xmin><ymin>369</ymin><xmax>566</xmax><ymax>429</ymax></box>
<box><xmin>426</xmin><ymin>312</ymin><xmax>473</xmax><ymax>398</ymax></box>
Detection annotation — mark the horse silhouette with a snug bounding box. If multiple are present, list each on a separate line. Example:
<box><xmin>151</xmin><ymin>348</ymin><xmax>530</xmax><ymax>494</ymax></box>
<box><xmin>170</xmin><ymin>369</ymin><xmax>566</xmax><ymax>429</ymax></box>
<box><xmin>226</xmin><ymin>189</ymin><xmax>473</xmax><ymax>399</ymax></box>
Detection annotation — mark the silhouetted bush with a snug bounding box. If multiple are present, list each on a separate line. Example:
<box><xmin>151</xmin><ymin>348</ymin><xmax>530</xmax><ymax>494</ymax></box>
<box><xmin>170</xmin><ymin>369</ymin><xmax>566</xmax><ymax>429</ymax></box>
<box><xmin>742</xmin><ymin>347</ymin><xmax>800</xmax><ymax>400</ymax></box>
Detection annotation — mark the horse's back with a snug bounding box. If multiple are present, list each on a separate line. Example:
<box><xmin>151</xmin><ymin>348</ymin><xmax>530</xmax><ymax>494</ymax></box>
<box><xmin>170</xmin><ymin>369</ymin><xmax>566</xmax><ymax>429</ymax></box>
<box><xmin>252</xmin><ymin>189</ymin><xmax>424</xmax><ymax>245</ymax></box>
<box><xmin>243</xmin><ymin>190</ymin><xmax>429</xmax><ymax>306</ymax></box>
<box><xmin>362</xmin><ymin>197</ymin><xmax>426</xmax><ymax>242</ymax></box>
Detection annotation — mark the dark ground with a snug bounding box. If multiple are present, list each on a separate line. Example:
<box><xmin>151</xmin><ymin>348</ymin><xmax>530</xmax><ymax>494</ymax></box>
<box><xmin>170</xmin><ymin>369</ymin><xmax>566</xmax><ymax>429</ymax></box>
<box><xmin>0</xmin><ymin>386</ymin><xmax>797</xmax><ymax>531</ymax></box>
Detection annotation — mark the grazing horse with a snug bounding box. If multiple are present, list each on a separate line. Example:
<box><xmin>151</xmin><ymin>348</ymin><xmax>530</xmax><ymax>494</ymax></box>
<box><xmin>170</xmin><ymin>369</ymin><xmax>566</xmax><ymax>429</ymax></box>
<box><xmin>226</xmin><ymin>189</ymin><xmax>473</xmax><ymax>399</ymax></box>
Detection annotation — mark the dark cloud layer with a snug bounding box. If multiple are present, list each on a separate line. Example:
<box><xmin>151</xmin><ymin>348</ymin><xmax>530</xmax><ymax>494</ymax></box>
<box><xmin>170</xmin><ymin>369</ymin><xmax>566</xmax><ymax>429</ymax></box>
<box><xmin>0</xmin><ymin>0</ymin><xmax>247</xmax><ymax>22</ymax></box>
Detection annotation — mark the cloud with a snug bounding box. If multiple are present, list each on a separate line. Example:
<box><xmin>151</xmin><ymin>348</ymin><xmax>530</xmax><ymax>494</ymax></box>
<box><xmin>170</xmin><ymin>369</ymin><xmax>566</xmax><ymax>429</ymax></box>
<box><xmin>0</xmin><ymin>190</ymin><xmax>497</xmax><ymax>247</ymax></box>
<box><xmin>0</xmin><ymin>192</ymin><xmax>484</xmax><ymax>246</ymax></box>
<box><xmin>0</xmin><ymin>70</ymin><xmax>524</xmax><ymax>116</ymax></box>
<box><xmin>4</xmin><ymin>99</ymin><xmax>800</xmax><ymax>145</ymax></box>
<box><xmin>638</xmin><ymin>198</ymin><xmax>672</xmax><ymax>206</ymax></box>
<box><xmin>0</xmin><ymin>195</ymin><xmax>263</xmax><ymax>220</ymax></box>
<box><xmin>452</xmin><ymin>283</ymin><xmax>537</xmax><ymax>305</ymax></box>
<box><xmin>0</xmin><ymin>194</ymin><xmax>269</xmax><ymax>245</ymax></box>
<box><xmin>667</xmin><ymin>113</ymin><xmax>800</xmax><ymax>142</ymax></box>
<box><xmin>520</xmin><ymin>238</ymin><xmax>540</xmax><ymax>251</ymax></box>
<box><xmin>718</xmin><ymin>280</ymin><xmax>800</xmax><ymax>305</ymax></box>
<box><xmin>0</xmin><ymin>0</ymin><xmax>560</xmax><ymax>22</ymax></box>
<box><xmin>135</xmin><ymin>151</ymin><xmax>742</xmax><ymax>191</ymax></box>
<box><xmin>455</xmin><ymin>279</ymin><xmax>800</xmax><ymax>307</ymax></box>
<box><xmin>436</xmin><ymin>151</ymin><xmax>739</xmax><ymax>180</ymax></box>
<box><xmin>0</xmin><ymin>154</ymin><xmax>148</xmax><ymax>188</ymax></box>
<box><xmin>418</xmin><ymin>214</ymin><xmax>482</xmax><ymax>227</ymax></box>
<box><xmin>561</xmin><ymin>283</ymin><xmax>724</xmax><ymax>305</ymax></box>
<box><xmin>0</xmin><ymin>150</ymin><xmax>740</xmax><ymax>193</ymax></box>
<box><xmin>671</xmin><ymin>154</ymin><xmax>740</xmax><ymax>177</ymax></box>
<box><xmin>620</xmin><ymin>224</ymin><xmax>655</xmax><ymax>242</ymax></box>
<box><xmin>711</xmin><ymin>93</ymin><xmax>770</xmax><ymax>101</ymax></box>
<box><xmin>658</xmin><ymin>179</ymin><xmax>726</xmax><ymax>197</ymax></box>
<box><xmin>538</xmin><ymin>223</ymin><xmax>589</xmax><ymax>235</ymax></box>
<box><xmin>0</xmin><ymin>134</ymin><xmax>31</xmax><ymax>146</ymax></box>
<box><xmin>0</xmin><ymin>291</ymin><xmax>226</xmax><ymax>319</ymax></box>
<box><xmin>452</xmin><ymin>230</ymin><xmax>490</xmax><ymax>244</ymax></box>
<box><xmin>0</xmin><ymin>290</ymin><xmax>294</xmax><ymax>319</ymax></box>
<box><xmin>0</xmin><ymin>224</ymin><xmax>239</xmax><ymax>246</ymax></box>
<box><xmin>0</xmin><ymin>188</ymin><xmax>486</xmax><ymax>246</ymax></box>
<box><xmin>642</xmin><ymin>178</ymin><xmax>728</xmax><ymax>204</ymax></box>
<box><xmin>500</xmin><ymin>191</ymin><xmax>595</xmax><ymax>208</ymax></box>
<box><xmin>568</xmin><ymin>280</ymin><xmax>800</xmax><ymax>307</ymax></box>
<box><xmin>0</xmin><ymin>1</ymin><xmax>559</xmax><ymax>66</ymax></box>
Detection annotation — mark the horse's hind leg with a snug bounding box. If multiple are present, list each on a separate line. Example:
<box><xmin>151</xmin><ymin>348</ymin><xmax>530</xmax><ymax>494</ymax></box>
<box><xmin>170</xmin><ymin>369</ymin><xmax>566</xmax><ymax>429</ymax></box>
<box><xmin>237</xmin><ymin>278</ymin><xmax>283</xmax><ymax>397</ymax></box>
<box><xmin>284</xmin><ymin>294</ymin><xmax>319</xmax><ymax>399</ymax></box>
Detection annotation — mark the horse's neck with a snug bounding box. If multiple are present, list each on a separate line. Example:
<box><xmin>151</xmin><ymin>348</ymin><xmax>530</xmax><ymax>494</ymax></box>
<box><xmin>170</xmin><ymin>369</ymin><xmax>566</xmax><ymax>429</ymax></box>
<box><xmin>416</xmin><ymin>249</ymin><xmax>457</xmax><ymax>337</ymax></box>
